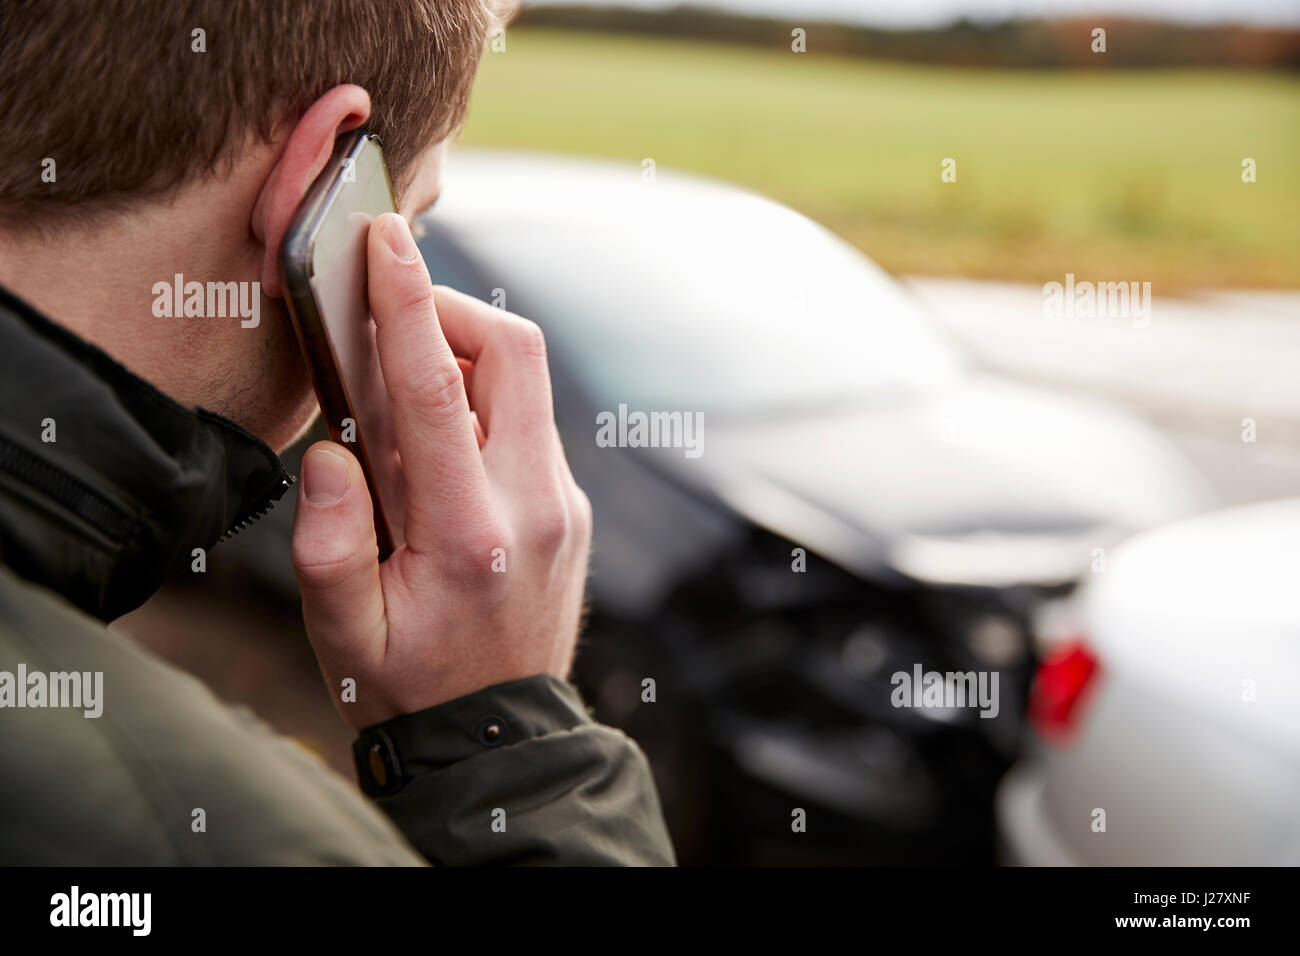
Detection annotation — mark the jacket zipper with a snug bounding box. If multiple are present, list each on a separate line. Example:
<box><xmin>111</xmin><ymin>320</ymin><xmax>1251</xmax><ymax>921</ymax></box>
<box><xmin>0</xmin><ymin>431</ymin><xmax>293</xmax><ymax>546</ymax></box>
<box><xmin>0</xmin><ymin>431</ymin><xmax>134</xmax><ymax>541</ymax></box>
<box><xmin>220</xmin><ymin>474</ymin><xmax>296</xmax><ymax>541</ymax></box>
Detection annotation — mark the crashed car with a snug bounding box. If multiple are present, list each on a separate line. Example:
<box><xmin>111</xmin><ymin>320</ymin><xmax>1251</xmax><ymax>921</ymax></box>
<box><xmin>401</xmin><ymin>149</ymin><xmax>1213</xmax><ymax>863</ymax></box>
<box><xmin>998</xmin><ymin>498</ymin><xmax>1300</xmax><ymax>866</ymax></box>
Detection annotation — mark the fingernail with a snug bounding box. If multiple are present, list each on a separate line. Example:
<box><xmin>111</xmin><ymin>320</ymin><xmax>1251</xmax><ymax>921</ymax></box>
<box><xmin>303</xmin><ymin>447</ymin><xmax>351</xmax><ymax>504</ymax></box>
<box><xmin>382</xmin><ymin>214</ymin><xmax>419</xmax><ymax>262</ymax></box>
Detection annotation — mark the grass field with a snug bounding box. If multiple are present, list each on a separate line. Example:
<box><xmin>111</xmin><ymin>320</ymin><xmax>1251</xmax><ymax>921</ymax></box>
<box><xmin>459</xmin><ymin>28</ymin><xmax>1300</xmax><ymax>290</ymax></box>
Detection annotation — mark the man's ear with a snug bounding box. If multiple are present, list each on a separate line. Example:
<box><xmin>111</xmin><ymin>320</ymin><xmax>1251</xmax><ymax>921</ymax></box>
<box><xmin>253</xmin><ymin>84</ymin><xmax>371</xmax><ymax>299</ymax></box>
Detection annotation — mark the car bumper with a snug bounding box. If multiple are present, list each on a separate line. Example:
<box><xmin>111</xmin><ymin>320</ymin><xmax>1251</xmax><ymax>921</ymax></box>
<box><xmin>994</xmin><ymin>761</ymin><xmax>1082</xmax><ymax>866</ymax></box>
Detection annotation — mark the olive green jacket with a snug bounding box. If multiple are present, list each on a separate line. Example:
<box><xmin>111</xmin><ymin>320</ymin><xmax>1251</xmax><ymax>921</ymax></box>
<box><xmin>0</xmin><ymin>284</ymin><xmax>674</xmax><ymax>865</ymax></box>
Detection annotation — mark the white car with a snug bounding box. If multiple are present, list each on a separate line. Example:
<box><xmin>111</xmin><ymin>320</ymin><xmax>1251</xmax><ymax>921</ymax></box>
<box><xmin>997</xmin><ymin>498</ymin><xmax>1300</xmax><ymax>865</ymax></box>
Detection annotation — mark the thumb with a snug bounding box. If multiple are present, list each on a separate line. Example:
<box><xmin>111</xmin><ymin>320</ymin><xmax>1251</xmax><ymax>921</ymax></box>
<box><xmin>291</xmin><ymin>441</ymin><xmax>387</xmax><ymax>674</ymax></box>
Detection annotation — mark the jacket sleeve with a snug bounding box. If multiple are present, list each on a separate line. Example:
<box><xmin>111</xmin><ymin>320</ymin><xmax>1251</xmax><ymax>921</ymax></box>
<box><xmin>351</xmin><ymin>675</ymin><xmax>676</xmax><ymax>866</ymax></box>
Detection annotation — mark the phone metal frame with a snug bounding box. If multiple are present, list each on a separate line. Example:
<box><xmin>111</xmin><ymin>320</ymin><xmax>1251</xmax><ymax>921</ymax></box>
<box><xmin>281</xmin><ymin>129</ymin><xmax>401</xmax><ymax>559</ymax></box>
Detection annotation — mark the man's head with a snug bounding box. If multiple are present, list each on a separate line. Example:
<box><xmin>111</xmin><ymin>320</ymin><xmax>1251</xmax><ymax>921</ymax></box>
<box><xmin>0</xmin><ymin>0</ymin><xmax>505</xmax><ymax>450</ymax></box>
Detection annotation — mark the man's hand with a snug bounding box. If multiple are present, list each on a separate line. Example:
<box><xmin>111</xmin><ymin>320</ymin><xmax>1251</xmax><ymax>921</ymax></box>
<box><xmin>291</xmin><ymin>213</ymin><xmax>592</xmax><ymax>730</ymax></box>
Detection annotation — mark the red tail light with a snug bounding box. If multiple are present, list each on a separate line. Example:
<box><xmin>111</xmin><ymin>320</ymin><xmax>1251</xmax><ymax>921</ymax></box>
<box><xmin>1028</xmin><ymin>641</ymin><xmax>1101</xmax><ymax>741</ymax></box>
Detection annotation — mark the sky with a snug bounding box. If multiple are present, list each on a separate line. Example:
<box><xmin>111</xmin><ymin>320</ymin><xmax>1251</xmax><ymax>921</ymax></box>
<box><xmin>527</xmin><ymin>0</ymin><xmax>1300</xmax><ymax>28</ymax></box>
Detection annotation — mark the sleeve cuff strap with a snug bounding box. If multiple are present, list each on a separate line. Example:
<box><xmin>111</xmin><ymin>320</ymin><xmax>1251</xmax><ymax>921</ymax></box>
<box><xmin>351</xmin><ymin>674</ymin><xmax>593</xmax><ymax>796</ymax></box>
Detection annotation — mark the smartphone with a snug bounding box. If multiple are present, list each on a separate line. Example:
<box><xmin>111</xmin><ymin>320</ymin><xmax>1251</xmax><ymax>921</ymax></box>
<box><xmin>281</xmin><ymin>129</ymin><xmax>405</xmax><ymax>558</ymax></box>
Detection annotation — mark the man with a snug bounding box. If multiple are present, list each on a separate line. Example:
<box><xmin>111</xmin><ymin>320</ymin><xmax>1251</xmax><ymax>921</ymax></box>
<box><xmin>0</xmin><ymin>0</ymin><xmax>674</xmax><ymax>865</ymax></box>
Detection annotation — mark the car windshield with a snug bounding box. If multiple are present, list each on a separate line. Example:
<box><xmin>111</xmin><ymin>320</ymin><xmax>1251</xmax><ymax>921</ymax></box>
<box><xmin>429</xmin><ymin>176</ymin><xmax>963</xmax><ymax>419</ymax></box>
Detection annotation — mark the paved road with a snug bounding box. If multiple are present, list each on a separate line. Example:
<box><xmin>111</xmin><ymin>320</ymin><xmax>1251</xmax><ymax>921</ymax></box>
<box><xmin>905</xmin><ymin>277</ymin><xmax>1300</xmax><ymax>508</ymax></box>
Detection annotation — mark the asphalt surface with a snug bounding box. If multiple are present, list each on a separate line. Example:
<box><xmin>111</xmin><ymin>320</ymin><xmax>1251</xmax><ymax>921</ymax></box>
<box><xmin>906</xmin><ymin>277</ymin><xmax>1300</xmax><ymax>509</ymax></box>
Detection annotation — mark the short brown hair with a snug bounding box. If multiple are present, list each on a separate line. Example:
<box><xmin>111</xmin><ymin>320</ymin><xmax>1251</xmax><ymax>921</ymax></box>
<box><xmin>0</xmin><ymin>0</ymin><xmax>505</xmax><ymax>224</ymax></box>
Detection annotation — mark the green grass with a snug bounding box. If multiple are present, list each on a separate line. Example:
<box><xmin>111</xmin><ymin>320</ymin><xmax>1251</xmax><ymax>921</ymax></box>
<box><xmin>459</xmin><ymin>28</ymin><xmax>1300</xmax><ymax>289</ymax></box>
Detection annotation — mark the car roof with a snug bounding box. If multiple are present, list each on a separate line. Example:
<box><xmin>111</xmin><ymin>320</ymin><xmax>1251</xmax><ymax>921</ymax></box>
<box><xmin>432</xmin><ymin>148</ymin><xmax>823</xmax><ymax>236</ymax></box>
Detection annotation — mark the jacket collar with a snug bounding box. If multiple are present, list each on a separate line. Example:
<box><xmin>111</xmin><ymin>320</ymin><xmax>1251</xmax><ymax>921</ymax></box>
<box><xmin>0</xmin><ymin>284</ymin><xmax>292</xmax><ymax>621</ymax></box>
